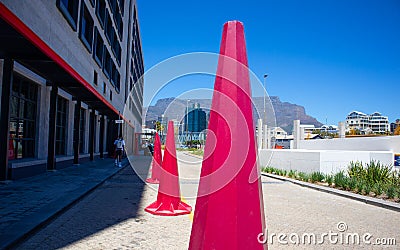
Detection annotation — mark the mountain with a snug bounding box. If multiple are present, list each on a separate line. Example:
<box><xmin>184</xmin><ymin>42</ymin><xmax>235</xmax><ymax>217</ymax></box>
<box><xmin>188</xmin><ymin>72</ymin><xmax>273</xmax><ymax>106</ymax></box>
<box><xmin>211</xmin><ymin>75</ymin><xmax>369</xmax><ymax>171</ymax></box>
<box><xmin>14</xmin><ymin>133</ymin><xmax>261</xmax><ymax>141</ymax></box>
<box><xmin>143</xmin><ymin>96</ymin><xmax>322</xmax><ymax>133</ymax></box>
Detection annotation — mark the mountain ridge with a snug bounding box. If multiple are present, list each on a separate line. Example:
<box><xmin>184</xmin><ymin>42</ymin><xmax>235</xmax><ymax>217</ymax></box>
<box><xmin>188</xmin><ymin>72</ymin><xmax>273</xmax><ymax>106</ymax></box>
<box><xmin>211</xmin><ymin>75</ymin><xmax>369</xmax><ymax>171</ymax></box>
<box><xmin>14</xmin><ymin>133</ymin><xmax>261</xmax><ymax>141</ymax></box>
<box><xmin>143</xmin><ymin>96</ymin><xmax>322</xmax><ymax>133</ymax></box>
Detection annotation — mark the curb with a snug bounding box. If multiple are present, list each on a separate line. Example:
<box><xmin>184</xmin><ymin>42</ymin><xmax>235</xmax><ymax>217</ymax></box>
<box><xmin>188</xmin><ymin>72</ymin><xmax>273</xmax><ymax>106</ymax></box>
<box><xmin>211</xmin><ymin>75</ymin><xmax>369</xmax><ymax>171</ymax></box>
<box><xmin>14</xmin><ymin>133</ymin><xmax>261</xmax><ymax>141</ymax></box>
<box><xmin>6</xmin><ymin>160</ymin><xmax>130</xmax><ymax>249</ymax></box>
<box><xmin>262</xmin><ymin>172</ymin><xmax>400</xmax><ymax>213</ymax></box>
<box><xmin>182</xmin><ymin>152</ymin><xmax>203</xmax><ymax>159</ymax></box>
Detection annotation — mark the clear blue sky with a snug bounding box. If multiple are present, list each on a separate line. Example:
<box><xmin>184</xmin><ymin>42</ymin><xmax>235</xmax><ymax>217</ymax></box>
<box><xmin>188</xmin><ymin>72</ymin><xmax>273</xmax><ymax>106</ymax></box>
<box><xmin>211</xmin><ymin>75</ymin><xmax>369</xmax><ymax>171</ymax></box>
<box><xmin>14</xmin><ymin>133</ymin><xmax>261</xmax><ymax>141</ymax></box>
<box><xmin>137</xmin><ymin>0</ymin><xmax>400</xmax><ymax>125</ymax></box>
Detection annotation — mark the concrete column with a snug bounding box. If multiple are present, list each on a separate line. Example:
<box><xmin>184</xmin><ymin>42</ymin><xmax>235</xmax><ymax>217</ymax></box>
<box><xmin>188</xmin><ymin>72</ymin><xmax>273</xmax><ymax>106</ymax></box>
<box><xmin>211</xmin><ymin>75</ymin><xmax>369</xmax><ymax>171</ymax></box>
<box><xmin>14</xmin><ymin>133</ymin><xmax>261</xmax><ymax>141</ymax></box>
<box><xmin>300</xmin><ymin>127</ymin><xmax>305</xmax><ymax>140</ymax></box>
<box><xmin>47</xmin><ymin>84</ymin><xmax>58</xmax><ymax>170</ymax></box>
<box><xmin>99</xmin><ymin>114</ymin><xmax>105</xmax><ymax>159</ymax></box>
<box><xmin>263</xmin><ymin>125</ymin><xmax>268</xmax><ymax>149</ymax></box>
<box><xmin>293</xmin><ymin>120</ymin><xmax>300</xmax><ymax>149</ymax></box>
<box><xmin>339</xmin><ymin>121</ymin><xmax>346</xmax><ymax>138</ymax></box>
<box><xmin>89</xmin><ymin>108</ymin><xmax>95</xmax><ymax>161</ymax></box>
<box><xmin>257</xmin><ymin>119</ymin><xmax>263</xmax><ymax>149</ymax></box>
<box><xmin>267</xmin><ymin>127</ymin><xmax>271</xmax><ymax>149</ymax></box>
<box><xmin>0</xmin><ymin>59</ymin><xmax>13</xmax><ymax>180</ymax></box>
<box><xmin>73</xmin><ymin>100</ymin><xmax>81</xmax><ymax>164</ymax></box>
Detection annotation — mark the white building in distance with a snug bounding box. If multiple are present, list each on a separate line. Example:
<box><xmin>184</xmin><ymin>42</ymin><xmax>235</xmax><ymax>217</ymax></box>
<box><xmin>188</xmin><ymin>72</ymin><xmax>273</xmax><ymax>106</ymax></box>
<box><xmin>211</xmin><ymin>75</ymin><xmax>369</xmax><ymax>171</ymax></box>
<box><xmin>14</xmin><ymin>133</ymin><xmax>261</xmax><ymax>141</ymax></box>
<box><xmin>346</xmin><ymin>111</ymin><xmax>389</xmax><ymax>134</ymax></box>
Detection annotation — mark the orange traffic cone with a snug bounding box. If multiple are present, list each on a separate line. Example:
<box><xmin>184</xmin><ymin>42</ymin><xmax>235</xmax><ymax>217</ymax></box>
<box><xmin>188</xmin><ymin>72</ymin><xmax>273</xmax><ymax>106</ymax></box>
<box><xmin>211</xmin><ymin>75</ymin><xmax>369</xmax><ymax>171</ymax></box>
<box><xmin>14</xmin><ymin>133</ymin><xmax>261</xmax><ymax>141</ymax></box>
<box><xmin>144</xmin><ymin>121</ymin><xmax>192</xmax><ymax>216</ymax></box>
<box><xmin>146</xmin><ymin>132</ymin><xmax>162</xmax><ymax>184</ymax></box>
<box><xmin>189</xmin><ymin>21</ymin><xmax>267</xmax><ymax>249</ymax></box>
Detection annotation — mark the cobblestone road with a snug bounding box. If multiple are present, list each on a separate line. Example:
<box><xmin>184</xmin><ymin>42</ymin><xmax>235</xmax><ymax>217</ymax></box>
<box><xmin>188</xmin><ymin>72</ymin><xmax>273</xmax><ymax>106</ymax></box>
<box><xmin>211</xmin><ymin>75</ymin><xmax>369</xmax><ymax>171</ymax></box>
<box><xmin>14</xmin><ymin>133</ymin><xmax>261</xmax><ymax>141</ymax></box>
<box><xmin>19</xmin><ymin>152</ymin><xmax>400</xmax><ymax>249</ymax></box>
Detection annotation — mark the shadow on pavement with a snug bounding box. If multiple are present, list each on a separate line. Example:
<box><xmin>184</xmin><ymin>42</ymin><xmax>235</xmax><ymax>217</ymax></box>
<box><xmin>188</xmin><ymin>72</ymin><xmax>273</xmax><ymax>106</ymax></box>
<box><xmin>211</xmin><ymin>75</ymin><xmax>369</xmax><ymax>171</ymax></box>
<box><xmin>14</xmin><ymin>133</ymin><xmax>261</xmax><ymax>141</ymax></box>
<box><xmin>9</xmin><ymin>156</ymin><xmax>152</xmax><ymax>249</ymax></box>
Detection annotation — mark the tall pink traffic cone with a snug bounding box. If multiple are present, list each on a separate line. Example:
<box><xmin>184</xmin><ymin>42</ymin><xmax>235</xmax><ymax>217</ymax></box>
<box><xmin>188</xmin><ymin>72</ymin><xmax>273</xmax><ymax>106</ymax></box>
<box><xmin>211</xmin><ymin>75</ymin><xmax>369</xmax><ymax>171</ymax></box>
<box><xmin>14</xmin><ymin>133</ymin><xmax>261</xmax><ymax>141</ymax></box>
<box><xmin>144</xmin><ymin>121</ymin><xmax>192</xmax><ymax>216</ymax></box>
<box><xmin>189</xmin><ymin>21</ymin><xmax>267</xmax><ymax>249</ymax></box>
<box><xmin>146</xmin><ymin>132</ymin><xmax>162</xmax><ymax>184</ymax></box>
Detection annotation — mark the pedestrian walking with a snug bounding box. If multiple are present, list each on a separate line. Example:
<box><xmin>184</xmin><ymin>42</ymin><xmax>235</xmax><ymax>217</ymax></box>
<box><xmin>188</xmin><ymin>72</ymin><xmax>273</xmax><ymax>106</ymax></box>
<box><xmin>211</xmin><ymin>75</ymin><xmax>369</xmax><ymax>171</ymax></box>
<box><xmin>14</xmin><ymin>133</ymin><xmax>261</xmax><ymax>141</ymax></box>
<box><xmin>114</xmin><ymin>135</ymin><xmax>125</xmax><ymax>167</ymax></box>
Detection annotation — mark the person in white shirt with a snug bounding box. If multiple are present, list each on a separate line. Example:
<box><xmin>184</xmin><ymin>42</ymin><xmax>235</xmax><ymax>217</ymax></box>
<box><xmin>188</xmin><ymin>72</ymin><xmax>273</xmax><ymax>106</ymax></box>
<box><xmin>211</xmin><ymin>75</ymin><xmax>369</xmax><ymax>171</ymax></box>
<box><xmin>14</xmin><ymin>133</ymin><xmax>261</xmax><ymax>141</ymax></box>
<box><xmin>113</xmin><ymin>136</ymin><xmax>125</xmax><ymax>167</ymax></box>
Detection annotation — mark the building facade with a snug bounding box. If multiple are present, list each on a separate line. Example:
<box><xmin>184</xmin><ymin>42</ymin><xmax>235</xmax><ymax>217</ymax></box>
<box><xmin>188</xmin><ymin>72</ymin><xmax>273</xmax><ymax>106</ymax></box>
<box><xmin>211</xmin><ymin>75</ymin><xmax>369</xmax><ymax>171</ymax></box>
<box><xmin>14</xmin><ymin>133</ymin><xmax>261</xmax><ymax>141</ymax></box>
<box><xmin>346</xmin><ymin>111</ymin><xmax>389</xmax><ymax>134</ymax></box>
<box><xmin>184</xmin><ymin>103</ymin><xmax>207</xmax><ymax>133</ymax></box>
<box><xmin>0</xmin><ymin>0</ymin><xmax>144</xmax><ymax>180</ymax></box>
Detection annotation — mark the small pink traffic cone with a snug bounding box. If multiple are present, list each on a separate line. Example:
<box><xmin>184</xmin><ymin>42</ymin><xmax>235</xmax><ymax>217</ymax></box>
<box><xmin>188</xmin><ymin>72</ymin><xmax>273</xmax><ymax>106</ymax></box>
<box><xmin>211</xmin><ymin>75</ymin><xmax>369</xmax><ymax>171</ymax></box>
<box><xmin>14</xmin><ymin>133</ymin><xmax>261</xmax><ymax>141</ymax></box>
<box><xmin>146</xmin><ymin>132</ymin><xmax>162</xmax><ymax>184</ymax></box>
<box><xmin>144</xmin><ymin>121</ymin><xmax>192</xmax><ymax>216</ymax></box>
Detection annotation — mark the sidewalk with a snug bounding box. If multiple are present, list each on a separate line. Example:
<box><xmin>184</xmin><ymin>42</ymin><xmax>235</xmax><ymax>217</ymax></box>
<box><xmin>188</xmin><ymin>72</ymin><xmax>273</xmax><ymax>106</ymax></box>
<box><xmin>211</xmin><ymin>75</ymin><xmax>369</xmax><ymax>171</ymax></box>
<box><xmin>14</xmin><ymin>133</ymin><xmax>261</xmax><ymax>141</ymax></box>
<box><xmin>0</xmin><ymin>156</ymin><xmax>136</xmax><ymax>249</ymax></box>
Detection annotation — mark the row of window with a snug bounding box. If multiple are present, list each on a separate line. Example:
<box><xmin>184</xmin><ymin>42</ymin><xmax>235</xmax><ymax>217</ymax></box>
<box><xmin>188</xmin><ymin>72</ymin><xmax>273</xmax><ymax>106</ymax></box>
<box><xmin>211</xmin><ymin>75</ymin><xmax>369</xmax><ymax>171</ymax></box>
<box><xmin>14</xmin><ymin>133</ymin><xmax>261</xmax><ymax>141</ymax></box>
<box><xmin>8</xmin><ymin>73</ymin><xmax>108</xmax><ymax>160</ymax></box>
<box><xmin>57</xmin><ymin>0</ymin><xmax>121</xmax><ymax>92</ymax></box>
<box><xmin>106</xmin><ymin>0</ymin><xmax>124</xmax><ymax>38</ymax></box>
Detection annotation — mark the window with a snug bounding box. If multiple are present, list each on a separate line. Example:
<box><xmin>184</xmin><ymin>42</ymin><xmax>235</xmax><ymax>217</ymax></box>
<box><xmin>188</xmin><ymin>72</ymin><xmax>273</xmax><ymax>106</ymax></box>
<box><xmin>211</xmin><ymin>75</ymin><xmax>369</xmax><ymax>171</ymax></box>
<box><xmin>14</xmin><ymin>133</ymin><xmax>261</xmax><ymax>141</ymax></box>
<box><xmin>116</xmin><ymin>12</ymin><xmax>123</xmax><ymax>39</ymax></box>
<box><xmin>118</xmin><ymin>0</ymin><xmax>124</xmax><ymax>13</ymax></box>
<box><xmin>110</xmin><ymin>63</ymin><xmax>116</xmax><ymax>86</ymax></box>
<box><xmin>130</xmin><ymin>59</ymin><xmax>133</xmax><ymax>74</ymax></box>
<box><xmin>9</xmin><ymin>74</ymin><xmax>38</xmax><ymax>160</ymax></box>
<box><xmin>103</xmin><ymin>49</ymin><xmax>111</xmax><ymax>78</ymax></box>
<box><xmin>105</xmin><ymin>11</ymin><xmax>113</xmax><ymax>44</ymax></box>
<box><xmin>103</xmin><ymin>82</ymin><xmax>106</xmax><ymax>94</ymax></box>
<box><xmin>107</xmin><ymin>0</ymin><xmax>117</xmax><ymax>15</ymax></box>
<box><xmin>93</xmin><ymin>70</ymin><xmax>98</xmax><ymax>85</ymax></box>
<box><xmin>74</xmin><ymin>108</ymin><xmax>86</xmax><ymax>154</ymax></box>
<box><xmin>57</xmin><ymin>0</ymin><xmax>80</xmax><ymax>30</ymax></box>
<box><xmin>79</xmin><ymin>3</ymin><xmax>94</xmax><ymax>51</ymax></box>
<box><xmin>56</xmin><ymin>96</ymin><xmax>68</xmax><ymax>155</ymax></box>
<box><xmin>109</xmin><ymin>62</ymin><xmax>120</xmax><ymax>91</ymax></box>
<box><xmin>113</xmin><ymin>68</ymin><xmax>120</xmax><ymax>91</ymax></box>
<box><xmin>129</xmin><ymin>78</ymin><xmax>133</xmax><ymax>91</ymax></box>
<box><xmin>110</xmin><ymin>89</ymin><xmax>112</xmax><ymax>101</ymax></box>
<box><xmin>112</xmin><ymin>38</ymin><xmax>121</xmax><ymax>65</ymax></box>
<box><xmin>95</xmin><ymin>0</ymin><xmax>106</xmax><ymax>27</ymax></box>
<box><xmin>93</xmin><ymin>28</ymin><xmax>104</xmax><ymax>66</ymax></box>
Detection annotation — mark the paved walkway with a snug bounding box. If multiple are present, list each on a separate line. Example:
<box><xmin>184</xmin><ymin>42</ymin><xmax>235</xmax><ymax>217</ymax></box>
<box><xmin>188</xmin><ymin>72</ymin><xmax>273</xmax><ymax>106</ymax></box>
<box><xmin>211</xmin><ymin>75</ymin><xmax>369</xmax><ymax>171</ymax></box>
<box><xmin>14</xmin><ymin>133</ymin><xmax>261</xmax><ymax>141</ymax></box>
<box><xmin>10</xmin><ymin>152</ymin><xmax>400</xmax><ymax>249</ymax></box>
<box><xmin>0</xmin><ymin>156</ymin><xmax>140</xmax><ymax>249</ymax></box>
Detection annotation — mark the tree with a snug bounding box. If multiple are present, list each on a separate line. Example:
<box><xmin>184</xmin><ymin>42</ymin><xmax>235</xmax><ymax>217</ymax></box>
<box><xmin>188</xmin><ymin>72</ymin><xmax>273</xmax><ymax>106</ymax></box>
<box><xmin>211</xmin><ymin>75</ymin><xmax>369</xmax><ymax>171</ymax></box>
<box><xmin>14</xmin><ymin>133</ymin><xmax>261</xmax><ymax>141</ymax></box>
<box><xmin>155</xmin><ymin>121</ymin><xmax>163</xmax><ymax>133</ymax></box>
<box><xmin>394</xmin><ymin>126</ymin><xmax>400</xmax><ymax>136</ymax></box>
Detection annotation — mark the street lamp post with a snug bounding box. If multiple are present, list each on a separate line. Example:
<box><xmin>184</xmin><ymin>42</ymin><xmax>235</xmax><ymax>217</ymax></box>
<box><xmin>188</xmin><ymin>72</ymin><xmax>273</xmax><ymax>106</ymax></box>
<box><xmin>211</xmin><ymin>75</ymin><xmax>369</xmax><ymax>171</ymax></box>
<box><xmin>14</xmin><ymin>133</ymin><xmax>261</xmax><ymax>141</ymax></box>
<box><xmin>263</xmin><ymin>74</ymin><xmax>268</xmax><ymax>125</ymax></box>
<box><xmin>186</xmin><ymin>99</ymin><xmax>190</xmax><ymax>144</ymax></box>
<box><xmin>161</xmin><ymin>114</ymin><xmax>164</xmax><ymax>142</ymax></box>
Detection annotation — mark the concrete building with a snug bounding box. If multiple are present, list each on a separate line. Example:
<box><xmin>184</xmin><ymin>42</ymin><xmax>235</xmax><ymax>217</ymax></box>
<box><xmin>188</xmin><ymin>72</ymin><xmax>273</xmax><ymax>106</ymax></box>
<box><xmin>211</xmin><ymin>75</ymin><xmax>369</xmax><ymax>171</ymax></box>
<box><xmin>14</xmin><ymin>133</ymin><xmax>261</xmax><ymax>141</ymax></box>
<box><xmin>369</xmin><ymin>112</ymin><xmax>390</xmax><ymax>133</ymax></box>
<box><xmin>184</xmin><ymin>103</ymin><xmax>207</xmax><ymax>133</ymax></box>
<box><xmin>0</xmin><ymin>0</ymin><xmax>144</xmax><ymax>180</ymax></box>
<box><xmin>346</xmin><ymin>111</ymin><xmax>389</xmax><ymax>134</ymax></box>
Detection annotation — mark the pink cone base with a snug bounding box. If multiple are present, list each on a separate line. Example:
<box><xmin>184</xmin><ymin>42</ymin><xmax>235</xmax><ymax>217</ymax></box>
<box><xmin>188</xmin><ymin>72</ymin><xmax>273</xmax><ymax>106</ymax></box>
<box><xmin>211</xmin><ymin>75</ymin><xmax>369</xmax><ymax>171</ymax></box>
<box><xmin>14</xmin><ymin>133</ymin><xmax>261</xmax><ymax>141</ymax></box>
<box><xmin>144</xmin><ymin>200</ymin><xmax>192</xmax><ymax>216</ymax></box>
<box><xmin>145</xmin><ymin>177</ymin><xmax>160</xmax><ymax>184</ymax></box>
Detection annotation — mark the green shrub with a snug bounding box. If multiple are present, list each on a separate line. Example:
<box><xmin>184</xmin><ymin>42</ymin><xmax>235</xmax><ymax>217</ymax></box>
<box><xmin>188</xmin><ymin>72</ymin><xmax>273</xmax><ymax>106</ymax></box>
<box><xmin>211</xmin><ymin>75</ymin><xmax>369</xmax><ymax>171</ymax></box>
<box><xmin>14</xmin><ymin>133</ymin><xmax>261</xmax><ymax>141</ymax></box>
<box><xmin>372</xmin><ymin>183</ymin><xmax>383</xmax><ymax>196</ymax></box>
<box><xmin>310</xmin><ymin>172</ymin><xmax>325</xmax><ymax>183</ymax></box>
<box><xmin>262</xmin><ymin>166</ymin><xmax>273</xmax><ymax>173</ymax></box>
<box><xmin>386</xmin><ymin>185</ymin><xmax>396</xmax><ymax>199</ymax></box>
<box><xmin>288</xmin><ymin>170</ymin><xmax>297</xmax><ymax>178</ymax></box>
<box><xmin>348</xmin><ymin>178</ymin><xmax>357</xmax><ymax>191</ymax></box>
<box><xmin>364</xmin><ymin>184</ymin><xmax>372</xmax><ymax>195</ymax></box>
<box><xmin>355</xmin><ymin>180</ymin><xmax>365</xmax><ymax>194</ymax></box>
<box><xmin>364</xmin><ymin>160</ymin><xmax>391</xmax><ymax>185</ymax></box>
<box><xmin>389</xmin><ymin>171</ymin><xmax>400</xmax><ymax>186</ymax></box>
<box><xmin>325</xmin><ymin>174</ymin><xmax>333</xmax><ymax>186</ymax></box>
<box><xmin>348</xmin><ymin>161</ymin><xmax>365</xmax><ymax>180</ymax></box>
<box><xmin>298</xmin><ymin>172</ymin><xmax>309</xmax><ymax>182</ymax></box>
<box><xmin>334</xmin><ymin>171</ymin><xmax>347</xmax><ymax>189</ymax></box>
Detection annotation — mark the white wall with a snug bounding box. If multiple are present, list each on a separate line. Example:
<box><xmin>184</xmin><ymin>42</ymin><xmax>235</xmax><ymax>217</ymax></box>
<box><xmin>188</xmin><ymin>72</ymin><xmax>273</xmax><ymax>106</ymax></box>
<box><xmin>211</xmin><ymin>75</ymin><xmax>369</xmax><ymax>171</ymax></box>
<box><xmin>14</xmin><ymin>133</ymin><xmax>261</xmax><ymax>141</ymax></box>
<box><xmin>298</xmin><ymin>136</ymin><xmax>400</xmax><ymax>153</ymax></box>
<box><xmin>258</xmin><ymin>149</ymin><xmax>394</xmax><ymax>175</ymax></box>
